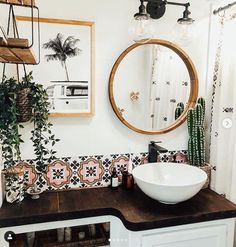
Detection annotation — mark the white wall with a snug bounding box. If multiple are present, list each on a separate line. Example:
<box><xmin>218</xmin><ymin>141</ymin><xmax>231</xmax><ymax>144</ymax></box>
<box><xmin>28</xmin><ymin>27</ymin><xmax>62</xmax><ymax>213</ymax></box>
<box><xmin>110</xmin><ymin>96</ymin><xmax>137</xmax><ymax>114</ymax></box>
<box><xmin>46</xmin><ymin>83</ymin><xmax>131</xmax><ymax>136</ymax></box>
<box><xmin>15</xmin><ymin>0</ymin><xmax>211</xmax><ymax>159</ymax></box>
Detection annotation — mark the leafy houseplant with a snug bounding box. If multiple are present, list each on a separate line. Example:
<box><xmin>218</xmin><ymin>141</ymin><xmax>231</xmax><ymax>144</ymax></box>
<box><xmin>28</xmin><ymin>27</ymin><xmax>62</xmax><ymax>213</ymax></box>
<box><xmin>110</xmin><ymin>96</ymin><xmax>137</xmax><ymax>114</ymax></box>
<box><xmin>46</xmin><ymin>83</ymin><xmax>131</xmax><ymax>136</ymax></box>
<box><xmin>0</xmin><ymin>76</ymin><xmax>25</xmax><ymax>203</ymax></box>
<box><xmin>0</xmin><ymin>72</ymin><xmax>59</xmax><ymax>202</ymax></box>
<box><xmin>19</xmin><ymin>72</ymin><xmax>59</xmax><ymax>173</ymax></box>
<box><xmin>0</xmin><ymin>77</ymin><xmax>23</xmax><ymax>168</ymax></box>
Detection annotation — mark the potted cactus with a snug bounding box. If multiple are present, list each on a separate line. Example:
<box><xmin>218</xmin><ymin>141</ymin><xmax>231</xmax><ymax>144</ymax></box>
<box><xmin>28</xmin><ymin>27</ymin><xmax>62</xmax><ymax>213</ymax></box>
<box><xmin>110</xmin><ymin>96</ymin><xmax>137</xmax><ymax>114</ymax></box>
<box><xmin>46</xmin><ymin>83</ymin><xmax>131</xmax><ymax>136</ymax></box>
<box><xmin>187</xmin><ymin>97</ymin><xmax>211</xmax><ymax>188</ymax></box>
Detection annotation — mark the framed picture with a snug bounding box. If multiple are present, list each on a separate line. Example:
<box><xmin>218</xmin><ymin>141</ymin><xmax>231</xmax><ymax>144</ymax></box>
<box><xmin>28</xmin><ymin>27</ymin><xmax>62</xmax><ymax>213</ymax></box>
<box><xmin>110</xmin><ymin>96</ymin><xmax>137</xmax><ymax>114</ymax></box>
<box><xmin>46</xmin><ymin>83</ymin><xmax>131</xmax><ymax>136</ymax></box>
<box><xmin>16</xmin><ymin>16</ymin><xmax>95</xmax><ymax>117</ymax></box>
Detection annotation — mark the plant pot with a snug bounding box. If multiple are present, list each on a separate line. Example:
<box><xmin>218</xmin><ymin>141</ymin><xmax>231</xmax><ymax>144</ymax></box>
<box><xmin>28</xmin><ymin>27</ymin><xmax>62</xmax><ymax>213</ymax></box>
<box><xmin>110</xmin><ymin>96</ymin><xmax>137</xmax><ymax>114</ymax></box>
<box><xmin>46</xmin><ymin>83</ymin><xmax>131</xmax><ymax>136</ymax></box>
<box><xmin>200</xmin><ymin>163</ymin><xmax>212</xmax><ymax>189</ymax></box>
<box><xmin>4</xmin><ymin>167</ymin><xmax>25</xmax><ymax>204</ymax></box>
<box><xmin>16</xmin><ymin>88</ymin><xmax>32</xmax><ymax>123</ymax></box>
<box><xmin>27</xmin><ymin>186</ymin><xmax>42</xmax><ymax>200</ymax></box>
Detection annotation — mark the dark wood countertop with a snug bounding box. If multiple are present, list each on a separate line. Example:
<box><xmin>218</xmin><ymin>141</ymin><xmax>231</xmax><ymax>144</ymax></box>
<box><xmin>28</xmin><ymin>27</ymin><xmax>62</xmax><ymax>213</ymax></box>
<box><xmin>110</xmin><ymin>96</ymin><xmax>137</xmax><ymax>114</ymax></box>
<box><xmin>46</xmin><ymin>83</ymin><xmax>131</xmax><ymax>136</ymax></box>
<box><xmin>0</xmin><ymin>187</ymin><xmax>236</xmax><ymax>231</ymax></box>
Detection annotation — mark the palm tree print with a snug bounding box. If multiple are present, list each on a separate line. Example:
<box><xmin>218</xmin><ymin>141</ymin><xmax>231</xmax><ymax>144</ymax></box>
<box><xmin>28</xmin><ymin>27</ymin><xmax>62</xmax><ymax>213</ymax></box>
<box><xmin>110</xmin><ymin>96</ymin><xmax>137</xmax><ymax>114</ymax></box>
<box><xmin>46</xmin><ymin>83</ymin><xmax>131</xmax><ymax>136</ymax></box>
<box><xmin>43</xmin><ymin>33</ymin><xmax>82</xmax><ymax>81</ymax></box>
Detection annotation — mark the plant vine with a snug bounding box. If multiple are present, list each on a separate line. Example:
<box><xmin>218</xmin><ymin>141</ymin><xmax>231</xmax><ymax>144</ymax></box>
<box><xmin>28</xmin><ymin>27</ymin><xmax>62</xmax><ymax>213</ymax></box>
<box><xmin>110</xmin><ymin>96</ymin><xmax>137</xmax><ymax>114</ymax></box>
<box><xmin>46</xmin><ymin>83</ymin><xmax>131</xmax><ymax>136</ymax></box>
<box><xmin>0</xmin><ymin>72</ymin><xmax>59</xmax><ymax>173</ymax></box>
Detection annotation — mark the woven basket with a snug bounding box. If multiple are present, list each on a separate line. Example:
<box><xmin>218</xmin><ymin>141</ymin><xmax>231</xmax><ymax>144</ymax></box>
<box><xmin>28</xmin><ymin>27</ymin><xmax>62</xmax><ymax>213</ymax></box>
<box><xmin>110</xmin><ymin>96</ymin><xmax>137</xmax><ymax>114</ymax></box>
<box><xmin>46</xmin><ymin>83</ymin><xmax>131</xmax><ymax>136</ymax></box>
<box><xmin>16</xmin><ymin>88</ymin><xmax>32</xmax><ymax>123</ymax></box>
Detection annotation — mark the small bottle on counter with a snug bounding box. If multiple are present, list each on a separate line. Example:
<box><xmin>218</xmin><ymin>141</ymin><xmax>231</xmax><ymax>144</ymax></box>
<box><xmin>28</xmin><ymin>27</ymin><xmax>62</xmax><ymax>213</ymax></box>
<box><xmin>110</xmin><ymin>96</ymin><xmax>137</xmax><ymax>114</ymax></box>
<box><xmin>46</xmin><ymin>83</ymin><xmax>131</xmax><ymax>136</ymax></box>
<box><xmin>111</xmin><ymin>167</ymin><xmax>119</xmax><ymax>190</ymax></box>
<box><xmin>122</xmin><ymin>156</ymin><xmax>134</xmax><ymax>190</ymax></box>
<box><xmin>122</xmin><ymin>170</ymin><xmax>134</xmax><ymax>190</ymax></box>
<box><xmin>65</xmin><ymin>227</ymin><xmax>72</xmax><ymax>242</ymax></box>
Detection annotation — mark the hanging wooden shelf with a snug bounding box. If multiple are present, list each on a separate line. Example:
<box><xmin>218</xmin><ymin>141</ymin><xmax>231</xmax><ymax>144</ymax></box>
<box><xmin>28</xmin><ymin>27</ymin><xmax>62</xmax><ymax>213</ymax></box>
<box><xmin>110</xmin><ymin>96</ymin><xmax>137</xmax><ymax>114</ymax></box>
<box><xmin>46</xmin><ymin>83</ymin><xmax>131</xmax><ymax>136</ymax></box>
<box><xmin>0</xmin><ymin>46</ymin><xmax>36</xmax><ymax>64</ymax></box>
<box><xmin>0</xmin><ymin>0</ymin><xmax>35</xmax><ymax>7</ymax></box>
<box><xmin>0</xmin><ymin>37</ymin><xmax>36</xmax><ymax>64</ymax></box>
<box><xmin>0</xmin><ymin>37</ymin><xmax>29</xmax><ymax>47</ymax></box>
<box><xmin>0</xmin><ymin>0</ymin><xmax>40</xmax><ymax>66</ymax></box>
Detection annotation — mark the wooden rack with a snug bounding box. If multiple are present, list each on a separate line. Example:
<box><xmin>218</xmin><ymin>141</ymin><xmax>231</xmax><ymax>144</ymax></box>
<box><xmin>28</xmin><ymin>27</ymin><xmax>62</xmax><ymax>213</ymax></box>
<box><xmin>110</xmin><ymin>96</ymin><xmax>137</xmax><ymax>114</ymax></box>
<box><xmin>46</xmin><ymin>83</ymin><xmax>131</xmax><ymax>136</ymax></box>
<box><xmin>0</xmin><ymin>46</ymin><xmax>36</xmax><ymax>64</ymax></box>
<box><xmin>0</xmin><ymin>0</ymin><xmax>39</xmax><ymax>66</ymax></box>
<box><xmin>0</xmin><ymin>0</ymin><xmax>35</xmax><ymax>7</ymax></box>
<box><xmin>0</xmin><ymin>37</ymin><xmax>28</xmax><ymax>47</ymax></box>
<box><xmin>0</xmin><ymin>37</ymin><xmax>36</xmax><ymax>64</ymax></box>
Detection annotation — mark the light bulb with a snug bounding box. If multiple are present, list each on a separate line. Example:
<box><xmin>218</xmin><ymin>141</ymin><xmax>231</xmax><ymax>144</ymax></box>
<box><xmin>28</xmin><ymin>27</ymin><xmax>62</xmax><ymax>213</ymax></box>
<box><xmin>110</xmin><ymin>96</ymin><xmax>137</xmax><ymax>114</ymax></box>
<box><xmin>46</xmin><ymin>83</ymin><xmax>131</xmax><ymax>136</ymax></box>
<box><xmin>172</xmin><ymin>22</ymin><xmax>196</xmax><ymax>47</ymax></box>
<box><xmin>129</xmin><ymin>17</ymin><xmax>155</xmax><ymax>44</ymax></box>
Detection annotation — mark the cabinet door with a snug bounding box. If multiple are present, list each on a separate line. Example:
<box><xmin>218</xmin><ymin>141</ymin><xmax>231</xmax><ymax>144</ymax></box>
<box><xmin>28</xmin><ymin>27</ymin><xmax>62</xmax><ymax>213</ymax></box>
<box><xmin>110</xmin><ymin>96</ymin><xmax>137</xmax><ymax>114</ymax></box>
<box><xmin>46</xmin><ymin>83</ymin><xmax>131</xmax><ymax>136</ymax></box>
<box><xmin>141</xmin><ymin>225</ymin><xmax>227</xmax><ymax>247</ymax></box>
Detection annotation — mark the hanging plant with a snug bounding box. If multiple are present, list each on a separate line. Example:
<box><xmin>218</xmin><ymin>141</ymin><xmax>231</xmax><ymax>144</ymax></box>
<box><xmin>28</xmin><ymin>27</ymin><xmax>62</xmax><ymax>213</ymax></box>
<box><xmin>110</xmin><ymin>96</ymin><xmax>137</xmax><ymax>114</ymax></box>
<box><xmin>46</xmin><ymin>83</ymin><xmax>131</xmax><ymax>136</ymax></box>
<box><xmin>19</xmin><ymin>72</ymin><xmax>60</xmax><ymax>173</ymax></box>
<box><xmin>0</xmin><ymin>77</ymin><xmax>25</xmax><ymax>203</ymax></box>
<box><xmin>0</xmin><ymin>76</ymin><xmax>23</xmax><ymax>169</ymax></box>
<box><xmin>0</xmin><ymin>72</ymin><xmax>59</xmax><ymax>202</ymax></box>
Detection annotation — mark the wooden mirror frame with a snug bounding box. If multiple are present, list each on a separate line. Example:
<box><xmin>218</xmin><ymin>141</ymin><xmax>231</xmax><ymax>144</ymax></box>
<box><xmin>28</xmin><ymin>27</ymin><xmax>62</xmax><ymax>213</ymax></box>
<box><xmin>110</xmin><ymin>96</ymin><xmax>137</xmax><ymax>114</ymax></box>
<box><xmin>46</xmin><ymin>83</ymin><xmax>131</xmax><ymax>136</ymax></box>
<box><xmin>109</xmin><ymin>39</ymin><xmax>199</xmax><ymax>135</ymax></box>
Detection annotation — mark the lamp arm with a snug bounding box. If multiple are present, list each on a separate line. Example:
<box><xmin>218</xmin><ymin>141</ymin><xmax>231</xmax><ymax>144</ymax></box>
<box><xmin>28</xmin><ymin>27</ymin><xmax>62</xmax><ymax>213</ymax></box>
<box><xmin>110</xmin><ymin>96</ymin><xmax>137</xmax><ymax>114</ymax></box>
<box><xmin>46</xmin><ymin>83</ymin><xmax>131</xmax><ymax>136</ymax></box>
<box><xmin>142</xmin><ymin>0</ymin><xmax>190</xmax><ymax>8</ymax></box>
<box><xmin>139</xmin><ymin>0</ymin><xmax>192</xmax><ymax>21</ymax></box>
<box><xmin>165</xmin><ymin>1</ymin><xmax>190</xmax><ymax>8</ymax></box>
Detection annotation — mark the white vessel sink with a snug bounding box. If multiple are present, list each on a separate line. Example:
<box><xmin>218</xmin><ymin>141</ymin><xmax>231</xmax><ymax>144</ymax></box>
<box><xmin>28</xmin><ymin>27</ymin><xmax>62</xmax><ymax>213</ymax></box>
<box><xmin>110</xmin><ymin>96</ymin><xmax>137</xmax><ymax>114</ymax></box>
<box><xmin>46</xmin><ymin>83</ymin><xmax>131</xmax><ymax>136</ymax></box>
<box><xmin>132</xmin><ymin>163</ymin><xmax>207</xmax><ymax>204</ymax></box>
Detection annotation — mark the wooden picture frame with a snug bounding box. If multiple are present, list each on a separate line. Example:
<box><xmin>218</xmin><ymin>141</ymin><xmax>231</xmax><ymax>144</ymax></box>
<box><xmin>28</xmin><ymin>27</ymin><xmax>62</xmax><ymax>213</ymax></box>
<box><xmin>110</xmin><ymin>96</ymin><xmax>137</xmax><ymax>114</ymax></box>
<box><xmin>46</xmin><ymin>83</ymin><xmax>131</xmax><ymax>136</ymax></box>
<box><xmin>16</xmin><ymin>16</ymin><xmax>95</xmax><ymax>117</ymax></box>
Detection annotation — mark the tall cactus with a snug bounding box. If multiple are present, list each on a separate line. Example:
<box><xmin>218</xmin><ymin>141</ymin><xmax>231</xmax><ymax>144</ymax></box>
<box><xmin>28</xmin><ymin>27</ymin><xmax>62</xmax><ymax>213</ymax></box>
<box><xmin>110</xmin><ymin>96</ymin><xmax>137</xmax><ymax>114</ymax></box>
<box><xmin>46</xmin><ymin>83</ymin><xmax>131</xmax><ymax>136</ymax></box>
<box><xmin>175</xmin><ymin>102</ymin><xmax>184</xmax><ymax>120</ymax></box>
<box><xmin>197</xmin><ymin>97</ymin><xmax>206</xmax><ymax>123</ymax></box>
<box><xmin>187</xmin><ymin>97</ymin><xmax>206</xmax><ymax>167</ymax></box>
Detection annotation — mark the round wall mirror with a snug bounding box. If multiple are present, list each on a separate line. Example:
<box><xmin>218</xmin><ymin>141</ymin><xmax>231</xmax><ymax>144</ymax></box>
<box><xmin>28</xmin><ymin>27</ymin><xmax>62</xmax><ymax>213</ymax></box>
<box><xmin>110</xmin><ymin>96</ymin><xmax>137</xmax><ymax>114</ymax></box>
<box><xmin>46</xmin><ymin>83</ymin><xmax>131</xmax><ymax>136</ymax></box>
<box><xmin>109</xmin><ymin>39</ymin><xmax>199</xmax><ymax>135</ymax></box>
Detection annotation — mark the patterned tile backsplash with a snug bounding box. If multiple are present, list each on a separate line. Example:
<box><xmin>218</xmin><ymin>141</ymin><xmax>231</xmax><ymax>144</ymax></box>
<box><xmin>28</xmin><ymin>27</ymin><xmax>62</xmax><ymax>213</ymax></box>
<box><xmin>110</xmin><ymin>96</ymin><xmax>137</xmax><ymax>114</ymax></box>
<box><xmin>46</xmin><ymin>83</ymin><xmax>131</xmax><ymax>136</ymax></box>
<box><xmin>14</xmin><ymin>150</ymin><xmax>188</xmax><ymax>191</ymax></box>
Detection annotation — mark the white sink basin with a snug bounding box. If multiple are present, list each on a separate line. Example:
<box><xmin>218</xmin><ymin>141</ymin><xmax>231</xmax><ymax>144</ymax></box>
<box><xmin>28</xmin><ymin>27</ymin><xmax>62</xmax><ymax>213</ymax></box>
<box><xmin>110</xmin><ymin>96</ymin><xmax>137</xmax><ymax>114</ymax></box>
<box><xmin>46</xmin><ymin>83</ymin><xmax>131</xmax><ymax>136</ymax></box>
<box><xmin>132</xmin><ymin>163</ymin><xmax>207</xmax><ymax>204</ymax></box>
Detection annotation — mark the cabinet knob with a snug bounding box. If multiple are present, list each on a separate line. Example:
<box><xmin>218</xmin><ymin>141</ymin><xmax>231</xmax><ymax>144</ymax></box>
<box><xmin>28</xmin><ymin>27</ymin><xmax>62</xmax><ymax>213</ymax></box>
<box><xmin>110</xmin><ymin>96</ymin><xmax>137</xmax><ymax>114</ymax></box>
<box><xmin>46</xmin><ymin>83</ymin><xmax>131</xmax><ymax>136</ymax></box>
<box><xmin>4</xmin><ymin>231</ymin><xmax>16</xmax><ymax>242</ymax></box>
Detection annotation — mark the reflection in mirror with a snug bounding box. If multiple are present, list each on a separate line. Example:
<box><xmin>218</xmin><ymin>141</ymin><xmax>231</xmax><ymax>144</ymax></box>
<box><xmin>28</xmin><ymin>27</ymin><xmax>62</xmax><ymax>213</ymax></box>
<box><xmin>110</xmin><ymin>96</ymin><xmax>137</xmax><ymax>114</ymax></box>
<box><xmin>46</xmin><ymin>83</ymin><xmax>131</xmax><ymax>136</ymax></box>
<box><xmin>113</xmin><ymin>44</ymin><xmax>190</xmax><ymax>132</ymax></box>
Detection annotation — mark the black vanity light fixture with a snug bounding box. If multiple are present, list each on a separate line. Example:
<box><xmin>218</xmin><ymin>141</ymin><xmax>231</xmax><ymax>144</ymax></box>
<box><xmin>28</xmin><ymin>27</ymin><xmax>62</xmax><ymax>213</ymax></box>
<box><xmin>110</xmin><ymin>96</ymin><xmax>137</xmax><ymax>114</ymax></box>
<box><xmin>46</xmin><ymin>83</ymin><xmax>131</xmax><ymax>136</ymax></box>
<box><xmin>130</xmin><ymin>0</ymin><xmax>195</xmax><ymax>43</ymax></box>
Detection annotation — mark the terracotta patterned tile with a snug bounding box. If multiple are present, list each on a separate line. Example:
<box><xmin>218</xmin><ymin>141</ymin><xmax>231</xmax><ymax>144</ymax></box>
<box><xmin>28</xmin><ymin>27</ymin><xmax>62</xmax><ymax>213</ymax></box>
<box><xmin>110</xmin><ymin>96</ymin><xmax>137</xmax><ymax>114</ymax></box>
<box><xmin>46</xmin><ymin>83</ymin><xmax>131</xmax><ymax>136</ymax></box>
<box><xmin>78</xmin><ymin>158</ymin><xmax>104</xmax><ymax>185</ymax></box>
<box><xmin>45</xmin><ymin>160</ymin><xmax>72</xmax><ymax>189</ymax></box>
<box><xmin>15</xmin><ymin>162</ymin><xmax>37</xmax><ymax>187</ymax></box>
<box><xmin>140</xmin><ymin>154</ymin><xmax>149</xmax><ymax>165</ymax></box>
<box><xmin>110</xmin><ymin>155</ymin><xmax>129</xmax><ymax>176</ymax></box>
<box><xmin>175</xmin><ymin>152</ymin><xmax>188</xmax><ymax>163</ymax></box>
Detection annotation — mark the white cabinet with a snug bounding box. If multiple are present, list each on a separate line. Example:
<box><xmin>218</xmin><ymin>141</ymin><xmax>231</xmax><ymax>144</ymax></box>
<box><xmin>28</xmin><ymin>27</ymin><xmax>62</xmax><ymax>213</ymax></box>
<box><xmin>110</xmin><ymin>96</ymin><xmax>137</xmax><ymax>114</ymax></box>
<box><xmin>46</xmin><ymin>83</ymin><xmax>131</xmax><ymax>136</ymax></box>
<box><xmin>141</xmin><ymin>225</ymin><xmax>227</xmax><ymax>247</ymax></box>
<box><xmin>0</xmin><ymin>216</ymin><xmax>234</xmax><ymax>247</ymax></box>
<box><xmin>128</xmin><ymin>219</ymin><xmax>235</xmax><ymax>247</ymax></box>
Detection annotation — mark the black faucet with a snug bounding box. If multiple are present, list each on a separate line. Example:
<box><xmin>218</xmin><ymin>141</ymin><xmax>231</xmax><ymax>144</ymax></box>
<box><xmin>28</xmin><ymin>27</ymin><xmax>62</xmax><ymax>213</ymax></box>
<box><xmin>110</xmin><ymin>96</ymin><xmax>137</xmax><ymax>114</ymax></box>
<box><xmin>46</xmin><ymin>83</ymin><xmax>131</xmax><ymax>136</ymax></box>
<box><xmin>148</xmin><ymin>141</ymin><xmax>168</xmax><ymax>163</ymax></box>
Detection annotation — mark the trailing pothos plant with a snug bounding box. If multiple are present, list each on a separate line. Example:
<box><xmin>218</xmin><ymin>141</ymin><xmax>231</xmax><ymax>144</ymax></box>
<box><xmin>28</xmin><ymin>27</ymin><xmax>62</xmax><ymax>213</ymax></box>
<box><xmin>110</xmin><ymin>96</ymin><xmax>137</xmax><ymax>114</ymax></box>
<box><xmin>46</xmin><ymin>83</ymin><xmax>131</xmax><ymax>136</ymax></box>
<box><xmin>0</xmin><ymin>76</ymin><xmax>25</xmax><ymax>202</ymax></box>
<box><xmin>0</xmin><ymin>76</ymin><xmax>23</xmax><ymax>169</ymax></box>
<box><xmin>0</xmin><ymin>72</ymin><xmax>59</xmax><ymax>175</ymax></box>
<box><xmin>21</xmin><ymin>72</ymin><xmax>59</xmax><ymax>173</ymax></box>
